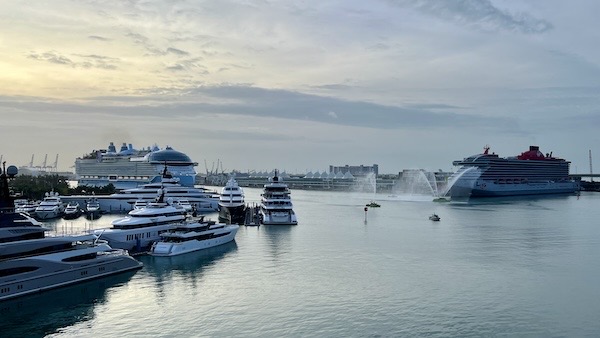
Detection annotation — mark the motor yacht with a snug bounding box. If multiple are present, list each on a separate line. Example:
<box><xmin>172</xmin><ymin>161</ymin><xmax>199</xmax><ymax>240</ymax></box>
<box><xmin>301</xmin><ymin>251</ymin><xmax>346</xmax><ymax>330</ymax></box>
<box><xmin>63</xmin><ymin>202</ymin><xmax>82</xmax><ymax>219</ymax></box>
<box><xmin>149</xmin><ymin>217</ymin><xmax>239</xmax><ymax>257</ymax></box>
<box><xmin>85</xmin><ymin>197</ymin><xmax>101</xmax><ymax>219</ymax></box>
<box><xmin>218</xmin><ymin>177</ymin><xmax>246</xmax><ymax>224</ymax></box>
<box><xmin>35</xmin><ymin>192</ymin><xmax>65</xmax><ymax>220</ymax></box>
<box><xmin>0</xmin><ymin>234</ymin><xmax>143</xmax><ymax>301</ymax></box>
<box><xmin>95</xmin><ymin>188</ymin><xmax>188</xmax><ymax>251</ymax></box>
<box><xmin>104</xmin><ymin>166</ymin><xmax>219</xmax><ymax>213</ymax></box>
<box><xmin>259</xmin><ymin>170</ymin><xmax>298</xmax><ymax>225</ymax></box>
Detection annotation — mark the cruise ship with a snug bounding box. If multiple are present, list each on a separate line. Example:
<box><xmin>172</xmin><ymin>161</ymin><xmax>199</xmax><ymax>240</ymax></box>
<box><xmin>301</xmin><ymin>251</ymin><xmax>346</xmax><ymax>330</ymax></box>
<box><xmin>75</xmin><ymin>142</ymin><xmax>198</xmax><ymax>189</ymax></box>
<box><xmin>447</xmin><ymin>145</ymin><xmax>579</xmax><ymax>198</ymax></box>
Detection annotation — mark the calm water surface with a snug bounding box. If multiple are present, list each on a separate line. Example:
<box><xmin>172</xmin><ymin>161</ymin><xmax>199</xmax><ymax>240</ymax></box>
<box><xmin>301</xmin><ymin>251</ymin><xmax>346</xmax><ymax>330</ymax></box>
<box><xmin>1</xmin><ymin>189</ymin><xmax>599</xmax><ymax>337</ymax></box>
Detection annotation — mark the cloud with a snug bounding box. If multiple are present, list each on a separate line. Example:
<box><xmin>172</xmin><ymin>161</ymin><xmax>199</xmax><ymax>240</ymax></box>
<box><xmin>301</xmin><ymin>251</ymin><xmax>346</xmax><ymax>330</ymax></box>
<box><xmin>88</xmin><ymin>35</ymin><xmax>110</xmax><ymax>41</ymax></box>
<box><xmin>167</xmin><ymin>47</ymin><xmax>189</xmax><ymax>56</ymax></box>
<box><xmin>388</xmin><ymin>0</ymin><xmax>553</xmax><ymax>34</ymax></box>
<box><xmin>27</xmin><ymin>51</ymin><xmax>119</xmax><ymax>70</ymax></box>
<box><xmin>27</xmin><ymin>51</ymin><xmax>73</xmax><ymax>65</ymax></box>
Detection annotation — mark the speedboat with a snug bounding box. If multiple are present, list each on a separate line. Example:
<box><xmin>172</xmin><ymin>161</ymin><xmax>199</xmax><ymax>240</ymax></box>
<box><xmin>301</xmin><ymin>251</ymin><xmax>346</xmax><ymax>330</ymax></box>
<box><xmin>63</xmin><ymin>202</ymin><xmax>82</xmax><ymax>219</ymax></box>
<box><xmin>149</xmin><ymin>217</ymin><xmax>239</xmax><ymax>257</ymax></box>
<box><xmin>218</xmin><ymin>177</ymin><xmax>246</xmax><ymax>224</ymax></box>
<box><xmin>259</xmin><ymin>170</ymin><xmax>298</xmax><ymax>225</ymax></box>
<box><xmin>366</xmin><ymin>201</ymin><xmax>381</xmax><ymax>208</ymax></box>
<box><xmin>95</xmin><ymin>188</ymin><xmax>187</xmax><ymax>251</ymax></box>
<box><xmin>35</xmin><ymin>192</ymin><xmax>65</xmax><ymax>220</ymax></box>
<box><xmin>429</xmin><ymin>214</ymin><xmax>441</xmax><ymax>221</ymax></box>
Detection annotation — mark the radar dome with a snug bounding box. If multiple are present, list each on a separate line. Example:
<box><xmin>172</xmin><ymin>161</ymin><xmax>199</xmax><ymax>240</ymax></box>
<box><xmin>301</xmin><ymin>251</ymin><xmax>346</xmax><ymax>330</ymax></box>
<box><xmin>6</xmin><ymin>165</ymin><xmax>18</xmax><ymax>176</ymax></box>
<box><xmin>148</xmin><ymin>146</ymin><xmax>193</xmax><ymax>163</ymax></box>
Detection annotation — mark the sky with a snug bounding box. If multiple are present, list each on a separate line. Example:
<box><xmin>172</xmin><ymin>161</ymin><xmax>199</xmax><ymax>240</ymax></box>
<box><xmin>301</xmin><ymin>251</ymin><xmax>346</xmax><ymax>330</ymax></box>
<box><xmin>1</xmin><ymin>0</ymin><xmax>599</xmax><ymax>175</ymax></box>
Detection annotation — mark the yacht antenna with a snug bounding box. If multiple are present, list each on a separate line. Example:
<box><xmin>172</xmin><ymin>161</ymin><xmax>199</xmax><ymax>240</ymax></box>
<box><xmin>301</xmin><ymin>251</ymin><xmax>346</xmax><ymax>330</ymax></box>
<box><xmin>590</xmin><ymin>149</ymin><xmax>594</xmax><ymax>183</ymax></box>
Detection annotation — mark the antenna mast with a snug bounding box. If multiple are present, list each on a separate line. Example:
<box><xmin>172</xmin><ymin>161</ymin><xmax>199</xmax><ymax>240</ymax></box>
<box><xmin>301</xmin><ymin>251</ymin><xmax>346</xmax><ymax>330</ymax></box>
<box><xmin>590</xmin><ymin>149</ymin><xmax>594</xmax><ymax>183</ymax></box>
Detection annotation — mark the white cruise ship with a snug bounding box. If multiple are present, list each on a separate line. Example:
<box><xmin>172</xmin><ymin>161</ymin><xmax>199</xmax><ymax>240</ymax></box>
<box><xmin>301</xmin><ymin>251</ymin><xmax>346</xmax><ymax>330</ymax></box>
<box><xmin>75</xmin><ymin>142</ymin><xmax>198</xmax><ymax>189</ymax></box>
<box><xmin>259</xmin><ymin>170</ymin><xmax>298</xmax><ymax>225</ymax></box>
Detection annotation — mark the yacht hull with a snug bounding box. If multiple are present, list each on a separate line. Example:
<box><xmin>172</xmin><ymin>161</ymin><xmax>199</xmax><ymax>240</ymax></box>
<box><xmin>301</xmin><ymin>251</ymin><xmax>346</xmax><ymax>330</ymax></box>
<box><xmin>96</xmin><ymin>224</ymin><xmax>175</xmax><ymax>251</ymax></box>
<box><xmin>150</xmin><ymin>226</ymin><xmax>239</xmax><ymax>257</ymax></box>
<box><xmin>0</xmin><ymin>252</ymin><xmax>142</xmax><ymax>301</ymax></box>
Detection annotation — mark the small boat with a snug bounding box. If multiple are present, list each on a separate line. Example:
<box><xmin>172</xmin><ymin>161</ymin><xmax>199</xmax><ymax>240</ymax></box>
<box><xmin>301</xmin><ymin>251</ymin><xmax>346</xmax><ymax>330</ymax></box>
<box><xmin>85</xmin><ymin>197</ymin><xmax>101</xmax><ymax>219</ymax></box>
<box><xmin>63</xmin><ymin>202</ymin><xmax>82</xmax><ymax>219</ymax></box>
<box><xmin>366</xmin><ymin>201</ymin><xmax>380</xmax><ymax>208</ymax></box>
<box><xmin>433</xmin><ymin>197</ymin><xmax>450</xmax><ymax>203</ymax></box>
<box><xmin>429</xmin><ymin>213</ymin><xmax>440</xmax><ymax>221</ymax></box>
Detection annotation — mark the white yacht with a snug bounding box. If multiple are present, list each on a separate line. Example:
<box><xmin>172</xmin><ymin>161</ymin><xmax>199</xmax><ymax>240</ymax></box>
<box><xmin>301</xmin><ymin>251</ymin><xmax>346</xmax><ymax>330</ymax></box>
<box><xmin>63</xmin><ymin>202</ymin><xmax>82</xmax><ymax>219</ymax></box>
<box><xmin>15</xmin><ymin>200</ymin><xmax>40</xmax><ymax>215</ymax></box>
<box><xmin>102</xmin><ymin>166</ymin><xmax>219</xmax><ymax>214</ymax></box>
<box><xmin>259</xmin><ymin>170</ymin><xmax>298</xmax><ymax>225</ymax></box>
<box><xmin>149</xmin><ymin>217</ymin><xmax>239</xmax><ymax>257</ymax></box>
<box><xmin>218</xmin><ymin>177</ymin><xmax>246</xmax><ymax>224</ymax></box>
<box><xmin>95</xmin><ymin>189</ymin><xmax>188</xmax><ymax>251</ymax></box>
<box><xmin>35</xmin><ymin>192</ymin><xmax>65</xmax><ymax>220</ymax></box>
<box><xmin>0</xmin><ymin>234</ymin><xmax>143</xmax><ymax>301</ymax></box>
<box><xmin>85</xmin><ymin>197</ymin><xmax>101</xmax><ymax>219</ymax></box>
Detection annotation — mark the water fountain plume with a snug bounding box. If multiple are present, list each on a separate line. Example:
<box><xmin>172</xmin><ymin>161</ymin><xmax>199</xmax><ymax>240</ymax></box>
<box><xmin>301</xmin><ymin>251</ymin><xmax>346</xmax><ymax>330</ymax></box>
<box><xmin>392</xmin><ymin>170</ymin><xmax>440</xmax><ymax>197</ymax></box>
<box><xmin>352</xmin><ymin>172</ymin><xmax>377</xmax><ymax>194</ymax></box>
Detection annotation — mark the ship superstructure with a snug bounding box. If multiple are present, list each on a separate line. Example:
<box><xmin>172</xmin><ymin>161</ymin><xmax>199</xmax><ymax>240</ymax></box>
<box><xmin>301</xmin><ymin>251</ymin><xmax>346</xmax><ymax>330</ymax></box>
<box><xmin>75</xmin><ymin>142</ymin><xmax>197</xmax><ymax>189</ymax></box>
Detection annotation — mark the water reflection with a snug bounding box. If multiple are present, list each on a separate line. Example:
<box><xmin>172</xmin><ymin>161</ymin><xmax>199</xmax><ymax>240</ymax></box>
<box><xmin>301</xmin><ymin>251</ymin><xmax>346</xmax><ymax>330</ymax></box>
<box><xmin>261</xmin><ymin>224</ymin><xmax>294</xmax><ymax>262</ymax></box>
<box><xmin>138</xmin><ymin>241</ymin><xmax>238</xmax><ymax>294</ymax></box>
<box><xmin>0</xmin><ymin>271</ymin><xmax>137</xmax><ymax>337</ymax></box>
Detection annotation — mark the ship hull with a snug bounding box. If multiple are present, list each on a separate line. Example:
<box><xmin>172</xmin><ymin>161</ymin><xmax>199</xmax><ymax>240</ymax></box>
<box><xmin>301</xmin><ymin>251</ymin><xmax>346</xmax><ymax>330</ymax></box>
<box><xmin>450</xmin><ymin>179</ymin><xmax>579</xmax><ymax>198</ymax></box>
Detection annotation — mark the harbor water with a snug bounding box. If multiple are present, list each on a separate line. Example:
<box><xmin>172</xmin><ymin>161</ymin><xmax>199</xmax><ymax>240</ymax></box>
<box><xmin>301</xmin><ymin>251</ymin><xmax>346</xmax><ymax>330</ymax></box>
<box><xmin>2</xmin><ymin>188</ymin><xmax>600</xmax><ymax>337</ymax></box>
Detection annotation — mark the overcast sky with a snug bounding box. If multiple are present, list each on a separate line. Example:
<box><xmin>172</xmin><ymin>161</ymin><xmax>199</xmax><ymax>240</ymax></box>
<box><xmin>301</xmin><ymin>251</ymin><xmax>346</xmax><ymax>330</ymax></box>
<box><xmin>1</xmin><ymin>0</ymin><xmax>599</xmax><ymax>175</ymax></box>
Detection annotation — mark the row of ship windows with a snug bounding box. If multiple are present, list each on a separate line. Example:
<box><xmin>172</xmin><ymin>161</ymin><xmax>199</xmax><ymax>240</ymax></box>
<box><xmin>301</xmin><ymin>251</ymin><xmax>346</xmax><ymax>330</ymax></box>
<box><xmin>0</xmin><ymin>267</ymin><xmax>108</xmax><ymax>293</ymax></box>
<box><xmin>80</xmin><ymin>175</ymin><xmax>151</xmax><ymax>180</ymax></box>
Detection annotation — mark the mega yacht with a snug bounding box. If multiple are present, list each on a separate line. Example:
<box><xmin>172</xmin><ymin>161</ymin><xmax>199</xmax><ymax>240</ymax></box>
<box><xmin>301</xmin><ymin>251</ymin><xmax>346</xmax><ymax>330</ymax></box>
<box><xmin>95</xmin><ymin>189</ymin><xmax>188</xmax><ymax>251</ymax></box>
<box><xmin>34</xmin><ymin>192</ymin><xmax>65</xmax><ymax>220</ymax></box>
<box><xmin>101</xmin><ymin>166</ymin><xmax>219</xmax><ymax>214</ymax></box>
<box><xmin>149</xmin><ymin>217</ymin><xmax>239</xmax><ymax>257</ymax></box>
<box><xmin>218</xmin><ymin>177</ymin><xmax>246</xmax><ymax>224</ymax></box>
<box><xmin>0</xmin><ymin>234</ymin><xmax>143</xmax><ymax>301</ymax></box>
<box><xmin>0</xmin><ymin>164</ymin><xmax>142</xmax><ymax>301</ymax></box>
<box><xmin>447</xmin><ymin>145</ymin><xmax>579</xmax><ymax>198</ymax></box>
<box><xmin>75</xmin><ymin>142</ymin><xmax>198</xmax><ymax>189</ymax></box>
<box><xmin>259</xmin><ymin>170</ymin><xmax>298</xmax><ymax>225</ymax></box>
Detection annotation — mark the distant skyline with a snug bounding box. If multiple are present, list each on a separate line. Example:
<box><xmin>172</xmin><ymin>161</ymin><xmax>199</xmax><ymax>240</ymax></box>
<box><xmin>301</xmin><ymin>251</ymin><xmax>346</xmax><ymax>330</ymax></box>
<box><xmin>1</xmin><ymin>1</ymin><xmax>599</xmax><ymax>175</ymax></box>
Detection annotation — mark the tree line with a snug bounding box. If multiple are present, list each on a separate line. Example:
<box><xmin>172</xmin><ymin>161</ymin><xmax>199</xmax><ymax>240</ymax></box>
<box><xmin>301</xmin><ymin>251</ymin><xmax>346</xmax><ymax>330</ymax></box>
<box><xmin>9</xmin><ymin>174</ymin><xmax>116</xmax><ymax>200</ymax></box>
